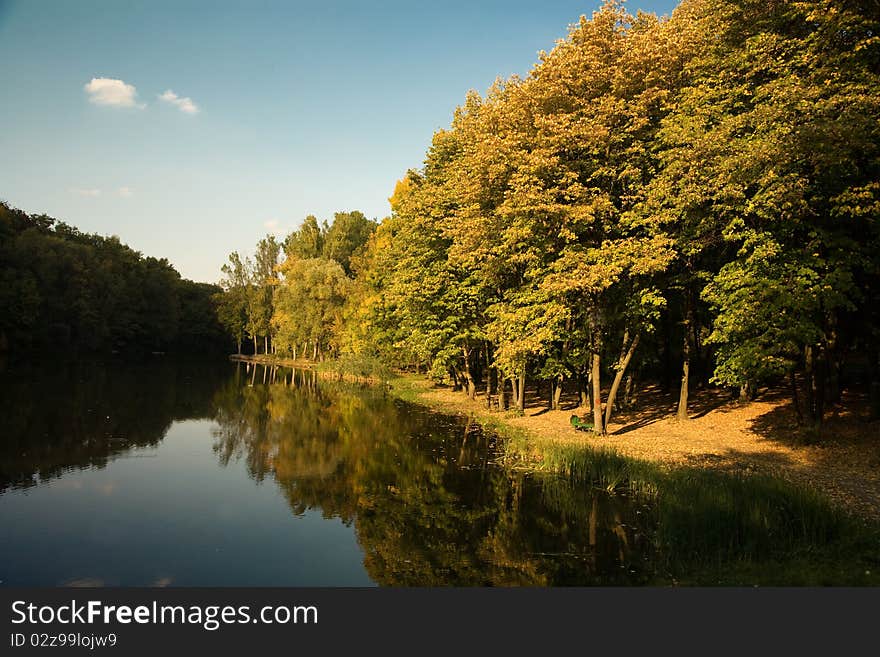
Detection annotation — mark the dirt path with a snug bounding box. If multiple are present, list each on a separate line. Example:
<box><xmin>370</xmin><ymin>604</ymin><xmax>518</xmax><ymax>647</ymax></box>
<box><xmin>399</xmin><ymin>377</ymin><xmax>880</xmax><ymax>521</ymax></box>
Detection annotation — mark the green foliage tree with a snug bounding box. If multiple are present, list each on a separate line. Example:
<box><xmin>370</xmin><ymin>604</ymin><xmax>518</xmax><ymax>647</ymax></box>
<box><xmin>334</xmin><ymin>0</ymin><xmax>879</xmax><ymax>436</ymax></box>
<box><xmin>283</xmin><ymin>215</ymin><xmax>326</xmax><ymax>260</ymax></box>
<box><xmin>322</xmin><ymin>210</ymin><xmax>376</xmax><ymax>275</ymax></box>
<box><xmin>272</xmin><ymin>257</ymin><xmax>350</xmax><ymax>360</ymax></box>
<box><xmin>248</xmin><ymin>235</ymin><xmax>281</xmax><ymax>354</ymax></box>
<box><xmin>0</xmin><ymin>201</ymin><xmax>224</xmax><ymax>355</ymax></box>
<box><xmin>650</xmin><ymin>0</ymin><xmax>880</xmax><ymax>426</ymax></box>
<box><xmin>217</xmin><ymin>251</ymin><xmax>251</xmax><ymax>354</ymax></box>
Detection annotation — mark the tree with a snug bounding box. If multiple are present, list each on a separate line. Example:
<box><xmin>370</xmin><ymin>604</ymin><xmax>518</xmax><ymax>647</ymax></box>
<box><xmin>248</xmin><ymin>235</ymin><xmax>281</xmax><ymax>354</ymax></box>
<box><xmin>284</xmin><ymin>215</ymin><xmax>326</xmax><ymax>260</ymax></box>
<box><xmin>0</xmin><ymin>201</ymin><xmax>222</xmax><ymax>356</ymax></box>
<box><xmin>217</xmin><ymin>251</ymin><xmax>252</xmax><ymax>354</ymax></box>
<box><xmin>273</xmin><ymin>257</ymin><xmax>350</xmax><ymax>360</ymax></box>
<box><xmin>652</xmin><ymin>0</ymin><xmax>880</xmax><ymax>428</ymax></box>
<box><xmin>322</xmin><ymin>210</ymin><xmax>376</xmax><ymax>275</ymax></box>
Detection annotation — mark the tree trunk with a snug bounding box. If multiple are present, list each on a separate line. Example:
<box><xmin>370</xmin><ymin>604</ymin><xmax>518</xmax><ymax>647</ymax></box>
<box><xmin>237</xmin><ymin>339</ymin><xmax>242</xmax><ymax>355</ymax></box>
<box><xmin>517</xmin><ymin>369</ymin><xmax>526</xmax><ymax>413</ymax></box>
<box><xmin>499</xmin><ymin>377</ymin><xmax>508</xmax><ymax>411</ymax></box>
<box><xmin>605</xmin><ymin>332</ymin><xmax>640</xmax><ymax>430</ymax></box>
<box><xmin>253</xmin><ymin>335</ymin><xmax>258</xmax><ymax>354</ymax></box>
<box><xmin>462</xmin><ymin>346</ymin><xmax>477</xmax><ymax>399</ymax></box>
<box><xmin>827</xmin><ymin>319</ymin><xmax>841</xmax><ymax>410</ymax></box>
<box><xmin>805</xmin><ymin>345</ymin><xmax>815</xmax><ymax>421</ymax></box>
<box><xmin>450</xmin><ymin>368</ymin><xmax>461</xmax><ymax>392</ymax></box>
<box><xmin>591</xmin><ymin>351</ymin><xmax>603</xmax><ymax>433</ymax></box>
<box><xmin>677</xmin><ymin>357</ymin><xmax>690</xmax><ymax>421</ymax></box>
<box><xmin>264</xmin><ymin>335</ymin><xmax>269</xmax><ymax>355</ymax></box>
<box><xmin>790</xmin><ymin>370</ymin><xmax>803</xmax><ymax>425</ymax></box>
<box><xmin>623</xmin><ymin>371</ymin><xmax>635</xmax><ymax>408</ymax></box>
<box><xmin>578</xmin><ymin>373</ymin><xmax>590</xmax><ymax>409</ymax></box>
<box><xmin>814</xmin><ymin>348</ymin><xmax>826</xmax><ymax>429</ymax></box>
<box><xmin>677</xmin><ymin>303</ymin><xmax>693</xmax><ymax>422</ymax></box>
<box><xmin>485</xmin><ymin>345</ymin><xmax>496</xmax><ymax>409</ymax></box>
<box><xmin>552</xmin><ymin>318</ymin><xmax>570</xmax><ymax>412</ymax></box>
<box><xmin>805</xmin><ymin>344</ymin><xmax>827</xmax><ymax>429</ymax></box>
<box><xmin>691</xmin><ymin>316</ymin><xmax>703</xmax><ymax>389</ymax></box>
<box><xmin>472</xmin><ymin>345</ymin><xmax>484</xmax><ymax>390</ymax></box>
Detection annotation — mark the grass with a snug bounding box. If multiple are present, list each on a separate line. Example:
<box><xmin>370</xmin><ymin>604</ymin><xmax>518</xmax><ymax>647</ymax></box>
<box><xmin>530</xmin><ymin>444</ymin><xmax>880</xmax><ymax>585</ymax></box>
<box><xmin>389</xmin><ymin>373</ymin><xmax>880</xmax><ymax>585</ymax></box>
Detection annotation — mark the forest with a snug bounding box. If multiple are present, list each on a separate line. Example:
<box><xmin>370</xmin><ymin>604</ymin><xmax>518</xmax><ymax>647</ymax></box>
<box><xmin>0</xmin><ymin>201</ymin><xmax>226</xmax><ymax>355</ymax></box>
<box><xmin>215</xmin><ymin>0</ymin><xmax>880</xmax><ymax>432</ymax></box>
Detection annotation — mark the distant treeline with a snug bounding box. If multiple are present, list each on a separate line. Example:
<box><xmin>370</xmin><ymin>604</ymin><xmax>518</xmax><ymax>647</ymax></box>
<box><xmin>0</xmin><ymin>202</ymin><xmax>226</xmax><ymax>355</ymax></box>
<box><xmin>218</xmin><ymin>0</ymin><xmax>880</xmax><ymax>430</ymax></box>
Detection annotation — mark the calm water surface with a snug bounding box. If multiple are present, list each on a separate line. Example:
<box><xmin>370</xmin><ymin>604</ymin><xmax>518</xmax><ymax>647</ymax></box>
<box><xmin>0</xmin><ymin>359</ymin><xmax>655</xmax><ymax>586</ymax></box>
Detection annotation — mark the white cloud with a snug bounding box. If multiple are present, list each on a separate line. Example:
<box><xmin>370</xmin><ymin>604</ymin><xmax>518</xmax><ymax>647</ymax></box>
<box><xmin>118</xmin><ymin>186</ymin><xmax>133</xmax><ymax>198</ymax></box>
<box><xmin>159</xmin><ymin>89</ymin><xmax>199</xmax><ymax>114</ymax></box>
<box><xmin>69</xmin><ymin>187</ymin><xmax>101</xmax><ymax>197</ymax></box>
<box><xmin>84</xmin><ymin>77</ymin><xmax>143</xmax><ymax>108</ymax></box>
<box><xmin>263</xmin><ymin>219</ymin><xmax>286</xmax><ymax>236</ymax></box>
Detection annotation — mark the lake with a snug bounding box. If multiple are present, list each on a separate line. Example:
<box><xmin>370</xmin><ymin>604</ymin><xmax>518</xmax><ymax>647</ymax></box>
<box><xmin>0</xmin><ymin>358</ymin><xmax>657</xmax><ymax>586</ymax></box>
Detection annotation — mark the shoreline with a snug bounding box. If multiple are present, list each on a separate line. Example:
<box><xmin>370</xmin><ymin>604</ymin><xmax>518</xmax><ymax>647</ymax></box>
<box><xmin>223</xmin><ymin>356</ymin><xmax>879</xmax><ymax>583</ymax></box>
<box><xmin>228</xmin><ymin>353</ymin><xmax>385</xmax><ymax>385</ymax></box>
<box><xmin>387</xmin><ymin>373</ymin><xmax>880</xmax><ymax>585</ymax></box>
<box><xmin>227</xmin><ymin>356</ymin><xmax>880</xmax><ymax>522</ymax></box>
<box><xmin>386</xmin><ymin>373</ymin><xmax>880</xmax><ymax>523</ymax></box>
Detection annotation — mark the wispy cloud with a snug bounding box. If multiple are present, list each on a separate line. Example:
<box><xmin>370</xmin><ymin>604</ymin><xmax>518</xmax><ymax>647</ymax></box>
<box><xmin>159</xmin><ymin>89</ymin><xmax>199</xmax><ymax>114</ymax></box>
<box><xmin>69</xmin><ymin>187</ymin><xmax>101</xmax><ymax>197</ymax></box>
<box><xmin>84</xmin><ymin>77</ymin><xmax>144</xmax><ymax>108</ymax></box>
<box><xmin>263</xmin><ymin>219</ymin><xmax>286</xmax><ymax>236</ymax></box>
<box><xmin>118</xmin><ymin>186</ymin><xmax>134</xmax><ymax>198</ymax></box>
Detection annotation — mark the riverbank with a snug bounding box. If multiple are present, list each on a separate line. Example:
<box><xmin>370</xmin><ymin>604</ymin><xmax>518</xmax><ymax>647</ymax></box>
<box><xmin>229</xmin><ymin>353</ymin><xmax>386</xmax><ymax>384</ymax></box>
<box><xmin>230</xmin><ymin>357</ymin><xmax>880</xmax><ymax>521</ymax></box>
<box><xmin>225</xmin><ymin>357</ymin><xmax>879</xmax><ymax>583</ymax></box>
<box><xmin>388</xmin><ymin>373</ymin><xmax>880</xmax><ymax>584</ymax></box>
<box><xmin>389</xmin><ymin>374</ymin><xmax>880</xmax><ymax>523</ymax></box>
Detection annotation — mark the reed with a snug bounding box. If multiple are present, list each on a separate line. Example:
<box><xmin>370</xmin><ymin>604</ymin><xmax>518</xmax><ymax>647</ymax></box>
<box><xmin>510</xmin><ymin>441</ymin><xmax>879</xmax><ymax>583</ymax></box>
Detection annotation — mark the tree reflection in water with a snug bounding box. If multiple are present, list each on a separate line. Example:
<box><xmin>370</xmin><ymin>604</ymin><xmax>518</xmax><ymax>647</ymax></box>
<box><xmin>0</xmin><ymin>357</ymin><xmax>226</xmax><ymax>493</ymax></box>
<box><xmin>212</xmin><ymin>363</ymin><xmax>657</xmax><ymax>585</ymax></box>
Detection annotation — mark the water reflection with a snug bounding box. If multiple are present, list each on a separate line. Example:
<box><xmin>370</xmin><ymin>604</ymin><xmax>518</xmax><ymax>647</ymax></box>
<box><xmin>0</xmin><ymin>358</ymin><xmax>226</xmax><ymax>492</ymax></box>
<box><xmin>1</xmin><ymin>359</ymin><xmax>657</xmax><ymax>585</ymax></box>
<box><xmin>212</xmin><ymin>364</ymin><xmax>657</xmax><ymax>585</ymax></box>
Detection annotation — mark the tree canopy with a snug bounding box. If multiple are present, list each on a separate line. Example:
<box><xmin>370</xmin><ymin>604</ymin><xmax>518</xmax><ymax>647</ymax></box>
<box><xmin>0</xmin><ymin>201</ymin><xmax>226</xmax><ymax>355</ymax></box>
<box><xmin>213</xmin><ymin>0</ymin><xmax>880</xmax><ymax>429</ymax></box>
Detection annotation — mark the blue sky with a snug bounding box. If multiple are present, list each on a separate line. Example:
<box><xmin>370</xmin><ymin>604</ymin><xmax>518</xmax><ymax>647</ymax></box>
<box><xmin>0</xmin><ymin>0</ymin><xmax>679</xmax><ymax>283</ymax></box>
